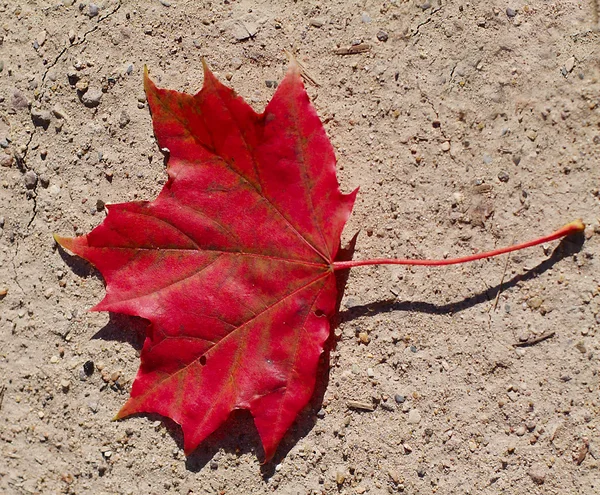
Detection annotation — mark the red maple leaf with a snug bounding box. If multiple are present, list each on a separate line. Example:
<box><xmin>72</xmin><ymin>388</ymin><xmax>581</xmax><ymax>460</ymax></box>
<box><xmin>56</xmin><ymin>62</ymin><xmax>356</xmax><ymax>461</ymax></box>
<box><xmin>55</xmin><ymin>61</ymin><xmax>584</xmax><ymax>462</ymax></box>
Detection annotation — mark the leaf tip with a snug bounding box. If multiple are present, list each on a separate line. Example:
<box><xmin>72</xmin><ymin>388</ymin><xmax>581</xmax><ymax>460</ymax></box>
<box><xmin>143</xmin><ymin>64</ymin><xmax>153</xmax><ymax>95</ymax></box>
<box><xmin>53</xmin><ymin>233</ymin><xmax>73</xmax><ymax>251</ymax></box>
<box><xmin>201</xmin><ymin>57</ymin><xmax>218</xmax><ymax>88</ymax></box>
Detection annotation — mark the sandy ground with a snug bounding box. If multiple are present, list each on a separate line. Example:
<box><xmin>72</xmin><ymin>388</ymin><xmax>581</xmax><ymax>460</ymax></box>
<box><xmin>1</xmin><ymin>1</ymin><xmax>599</xmax><ymax>494</ymax></box>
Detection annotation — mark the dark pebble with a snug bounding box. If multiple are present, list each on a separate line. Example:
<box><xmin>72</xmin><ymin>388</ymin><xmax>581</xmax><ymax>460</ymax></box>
<box><xmin>210</xmin><ymin>461</ymin><xmax>218</xmax><ymax>470</ymax></box>
<box><xmin>394</xmin><ymin>394</ymin><xmax>406</xmax><ymax>404</ymax></box>
<box><xmin>498</xmin><ymin>171</ymin><xmax>509</xmax><ymax>182</ymax></box>
<box><xmin>83</xmin><ymin>360</ymin><xmax>95</xmax><ymax>376</ymax></box>
<box><xmin>377</xmin><ymin>30</ymin><xmax>389</xmax><ymax>42</ymax></box>
<box><xmin>24</xmin><ymin>170</ymin><xmax>38</xmax><ymax>189</ymax></box>
<box><xmin>381</xmin><ymin>402</ymin><xmax>394</xmax><ymax>411</ymax></box>
<box><xmin>512</xmin><ymin>155</ymin><xmax>521</xmax><ymax>165</ymax></box>
<box><xmin>506</xmin><ymin>7</ymin><xmax>516</xmax><ymax>17</ymax></box>
<box><xmin>265</xmin><ymin>80</ymin><xmax>278</xmax><ymax>89</ymax></box>
<box><xmin>410</xmin><ymin>345</ymin><xmax>417</xmax><ymax>353</ymax></box>
<box><xmin>96</xmin><ymin>199</ymin><xmax>105</xmax><ymax>211</ymax></box>
<box><xmin>316</xmin><ymin>408</ymin><xmax>326</xmax><ymax>418</ymax></box>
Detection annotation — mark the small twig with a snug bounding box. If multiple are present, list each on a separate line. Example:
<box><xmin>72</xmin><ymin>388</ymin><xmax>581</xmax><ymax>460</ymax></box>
<box><xmin>346</xmin><ymin>400</ymin><xmax>375</xmax><ymax>412</ymax></box>
<box><xmin>513</xmin><ymin>330</ymin><xmax>555</xmax><ymax>347</ymax></box>
<box><xmin>492</xmin><ymin>241</ymin><xmax>513</xmax><ymax>312</ymax></box>
<box><xmin>283</xmin><ymin>49</ymin><xmax>320</xmax><ymax>87</ymax></box>
<box><xmin>333</xmin><ymin>44</ymin><xmax>371</xmax><ymax>55</ymax></box>
<box><xmin>0</xmin><ymin>385</ymin><xmax>5</xmax><ymax>412</ymax></box>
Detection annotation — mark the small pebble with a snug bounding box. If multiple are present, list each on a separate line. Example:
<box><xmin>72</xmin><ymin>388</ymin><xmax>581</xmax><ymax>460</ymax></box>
<box><xmin>336</xmin><ymin>471</ymin><xmax>346</xmax><ymax>485</ymax></box>
<box><xmin>118</xmin><ymin>111</ymin><xmax>130</xmax><ymax>128</ymax></box>
<box><xmin>309</xmin><ymin>17</ymin><xmax>325</xmax><ymax>28</ymax></box>
<box><xmin>526</xmin><ymin>129</ymin><xmax>537</xmax><ymax>141</ymax></box>
<box><xmin>60</xmin><ymin>380</ymin><xmax>70</xmax><ymax>392</ymax></box>
<box><xmin>483</xmin><ymin>154</ymin><xmax>493</xmax><ymax>164</ymax></box>
<box><xmin>565</xmin><ymin>57</ymin><xmax>575</xmax><ymax>73</ymax></box>
<box><xmin>75</xmin><ymin>79</ymin><xmax>89</xmax><ymax>93</ymax></box>
<box><xmin>515</xmin><ymin>425</ymin><xmax>526</xmax><ymax>436</ymax></box>
<box><xmin>441</xmin><ymin>141</ymin><xmax>451</xmax><ymax>152</ymax></box>
<box><xmin>11</xmin><ymin>89</ymin><xmax>30</xmax><ymax>111</ymax></box>
<box><xmin>36</xmin><ymin>30</ymin><xmax>47</xmax><ymax>47</ymax></box>
<box><xmin>498</xmin><ymin>171</ymin><xmax>509</xmax><ymax>182</ymax></box>
<box><xmin>361</xmin><ymin>12</ymin><xmax>371</xmax><ymax>23</ymax></box>
<box><xmin>88</xmin><ymin>3</ymin><xmax>99</xmax><ymax>17</ymax></box>
<box><xmin>316</xmin><ymin>408</ymin><xmax>326</xmax><ymax>418</ymax></box>
<box><xmin>81</xmin><ymin>89</ymin><xmax>103</xmax><ymax>108</ymax></box>
<box><xmin>83</xmin><ymin>360</ymin><xmax>94</xmax><ymax>376</ymax></box>
<box><xmin>30</xmin><ymin>108</ymin><xmax>51</xmax><ymax>128</ymax></box>
<box><xmin>366</xmin><ymin>368</ymin><xmax>374</xmax><ymax>378</ymax></box>
<box><xmin>376</xmin><ymin>30</ymin><xmax>389</xmax><ymax>42</ymax></box>
<box><xmin>24</xmin><ymin>170</ymin><xmax>38</xmax><ymax>189</ymax></box>
<box><xmin>407</xmin><ymin>409</ymin><xmax>422</xmax><ymax>424</ymax></box>
<box><xmin>394</xmin><ymin>394</ymin><xmax>405</xmax><ymax>404</ymax></box>
<box><xmin>52</xmin><ymin>105</ymin><xmax>67</xmax><ymax>119</ymax></box>
<box><xmin>210</xmin><ymin>461</ymin><xmax>218</xmax><ymax>470</ymax></box>
<box><xmin>1</xmin><ymin>154</ymin><xmax>14</xmax><ymax>167</ymax></box>
<box><xmin>506</xmin><ymin>7</ymin><xmax>516</xmax><ymax>17</ymax></box>
<box><xmin>528</xmin><ymin>465</ymin><xmax>547</xmax><ymax>485</ymax></box>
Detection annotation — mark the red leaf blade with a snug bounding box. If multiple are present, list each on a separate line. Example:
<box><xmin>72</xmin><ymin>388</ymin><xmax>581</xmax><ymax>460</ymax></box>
<box><xmin>56</xmin><ymin>62</ymin><xmax>355</xmax><ymax>461</ymax></box>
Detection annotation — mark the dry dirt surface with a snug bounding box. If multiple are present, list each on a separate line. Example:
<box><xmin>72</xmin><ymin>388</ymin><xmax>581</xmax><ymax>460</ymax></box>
<box><xmin>1</xmin><ymin>0</ymin><xmax>599</xmax><ymax>494</ymax></box>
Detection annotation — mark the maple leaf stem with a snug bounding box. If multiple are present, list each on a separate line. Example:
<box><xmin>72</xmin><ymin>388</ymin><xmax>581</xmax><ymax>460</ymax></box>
<box><xmin>332</xmin><ymin>219</ymin><xmax>585</xmax><ymax>271</ymax></box>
